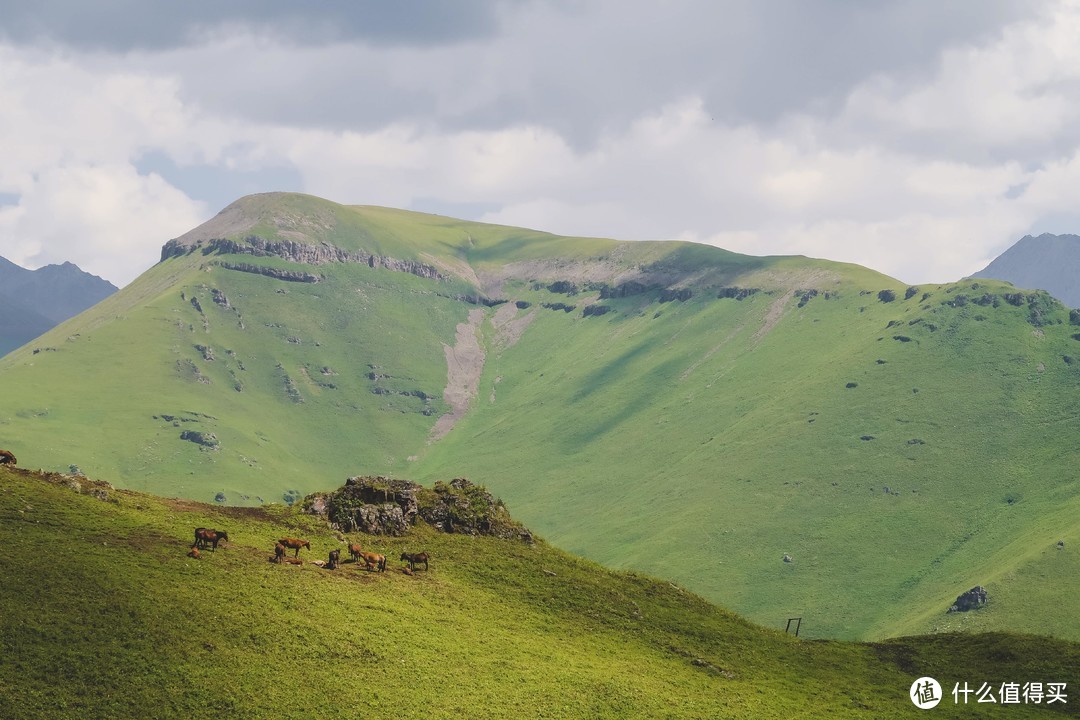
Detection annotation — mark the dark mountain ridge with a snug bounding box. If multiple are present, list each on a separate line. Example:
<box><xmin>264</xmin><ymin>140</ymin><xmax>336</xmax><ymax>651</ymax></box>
<box><xmin>0</xmin><ymin>256</ymin><xmax>118</xmax><ymax>355</ymax></box>
<box><xmin>972</xmin><ymin>233</ymin><xmax>1080</xmax><ymax>307</ymax></box>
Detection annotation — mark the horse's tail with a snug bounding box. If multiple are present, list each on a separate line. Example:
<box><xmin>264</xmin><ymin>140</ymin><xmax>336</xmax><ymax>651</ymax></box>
<box><xmin>380</xmin><ymin>555</ymin><xmax>387</xmax><ymax>572</ymax></box>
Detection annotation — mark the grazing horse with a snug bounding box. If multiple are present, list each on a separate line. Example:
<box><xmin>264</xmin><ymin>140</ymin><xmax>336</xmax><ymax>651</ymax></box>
<box><xmin>0</xmin><ymin>450</ymin><xmax>15</xmax><ymax>465</ymax></box>
<box><xmin>277</xmin><ymin>537</ymin><xmax>310</xmax><ymax>558</ymax></box>
<box><xmin>357</xmin><ymin>551</ymin><xmax>386</xmax><ymax>572</ymax></box>
<box><xmin>328</xmin><ymin>548</ymin><xmax>341</xmax><ymax>570</ymax></box>
<box><xmin>274</xmin><ymin>543</ymin><xmax>286</xmax><ymax>564</ymax></box>
<box><xmin>348</xmin><ymin>544</ymin><xmax>363</xmax><ymax>563</ymax></box>
<box><xmin>400</xmin><ymin>552</ymin><xmax>430</xmax><ymax>571</ymax></box>
<box><xmin>194</xmin><ymin>528</ymin><xmax>229</xmax><ymax>551</ymax></box>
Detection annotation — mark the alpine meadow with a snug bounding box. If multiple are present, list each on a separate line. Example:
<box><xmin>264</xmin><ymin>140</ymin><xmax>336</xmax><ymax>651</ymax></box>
<box><xmin>2</xmin><ymin>193</ymin><xmax>1079</xmax><ymax>717</ymax></box>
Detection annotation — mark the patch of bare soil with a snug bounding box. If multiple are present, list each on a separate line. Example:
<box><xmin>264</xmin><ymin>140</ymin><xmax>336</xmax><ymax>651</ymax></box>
<box><xmin>490</xmin><ymin>303</ymin><xmax>536</xmax><ymax>352</ymax></box>
<box><xmin>429</xmin><ymin>308</ymin><xmax>486</xmax><ymax>442</ymax></box>
<box><xmin>752</xmin><ymin>289</ymin><xmax>795</xmax><ymax>344</ymax></box>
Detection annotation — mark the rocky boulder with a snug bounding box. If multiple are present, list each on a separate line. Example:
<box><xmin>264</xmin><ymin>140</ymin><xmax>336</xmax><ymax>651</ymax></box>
<box><xmin>303</xmin><ymin>475</ymin><xmax>532</xmax><ymax>542</ymax></box>
<box><xmin>948</xmin><ymin>586</ymin><xmax>988</xmax><ymax>613</ymax></box>
<box><xmin>304</xmin><ymin>476</ymin><xmax>419</xmax><ymax>536</ymax></box>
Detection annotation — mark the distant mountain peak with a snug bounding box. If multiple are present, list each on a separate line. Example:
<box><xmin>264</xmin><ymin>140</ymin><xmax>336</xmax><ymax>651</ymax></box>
<box><xmin>0</xmin><ymin>255</ymin><xmax>118</xmax><ymax>355</ymax></box>
<box><xmin>973</xmin><ymin>232</ymin><xmax>1080</xmax><ymax>307</ymax></box>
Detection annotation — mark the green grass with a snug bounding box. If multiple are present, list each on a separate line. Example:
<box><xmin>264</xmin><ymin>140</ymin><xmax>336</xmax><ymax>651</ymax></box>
<box><xmin>0</xmin><ymin>465</ymin><xmax>1076</xmax><ymax>719</ymax></box>
<box><xmin>1</xmin><ymin>194</ymin><xmax>1078</xmax><ymax>646</ymax></box>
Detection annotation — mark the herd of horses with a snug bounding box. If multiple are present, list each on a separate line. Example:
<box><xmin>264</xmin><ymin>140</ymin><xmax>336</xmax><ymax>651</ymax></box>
<box><xmin>191</xmin><ymin>526</ymin><xmax>430</xmax><ymax>574</ymax></box>
<box><xmin>1</xmin><ymin>448</ymin><xmax>434</xmax><ymax>572</ymax></box>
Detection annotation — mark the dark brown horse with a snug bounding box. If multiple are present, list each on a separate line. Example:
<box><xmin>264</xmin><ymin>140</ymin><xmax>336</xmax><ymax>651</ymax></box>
<box><xmin>277</xmin><ymin>537</ymin><xmax>310</xmax><ymax>558</ymax></box>
<box><xmin>274</xmin><ymin>543</ymin><xmax>286</xmax><ymax>564</ymax></box>
<box><xmin>0</xmin><ymin>450</ymin><xmax>16</xmax><ymax>465</ymax></box>
<box><xmin>194</xmin><ymin>528</ymin><xmax>229</xmax><ymax>551</ymax></box>
<box><xmin>400</xmin><ymin>551</ymin><xmax>429</xmax><ymax>571</ymax></box>
<box><xmin>328</xmin><ymin>548</ymin><xmax>341</xmax><ymax>570</ymax></box>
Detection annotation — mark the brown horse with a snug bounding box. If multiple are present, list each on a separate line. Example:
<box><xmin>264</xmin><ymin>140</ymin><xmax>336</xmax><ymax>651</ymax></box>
<box><xmin>274</xmin><ymin>543</ymin><xmax>286</xmax><ymax>564</ymax></box>
<box><xmin>348</xmin><ymin>544</ymin><xmax>363</xmax><ymax>563</ymax></box>
<box><xmin>328</xmin><ymin>548</ymin><xmax>341</xmax><ymax>570</ymax></box>
<box><xmin>277</xmin><ymin>537</ymin><xmax>310</xmax><ymax>558</ymax></box>
<box><xmin>0</xmin><ymin>450</ymin><xmax>16</xmax><ymax>465</ymax></box>
<box><xmin>357</xmin><ymin>551</ymin><xmax>386</xmax><ymax>572</ymax></box>
<box><xmin>187</xmin><ymin>545</ymin><xmax>201</xmax><ymax>559</ymax></box>
<box><xmin>400</xmin><ymin>551</ymin><xmax>430</xmax><ymax>571</ymax></box>
<box><xmin>194</xmin><ymin>528</ymin><xmax>229</xmax><ymax>551</ymax></box>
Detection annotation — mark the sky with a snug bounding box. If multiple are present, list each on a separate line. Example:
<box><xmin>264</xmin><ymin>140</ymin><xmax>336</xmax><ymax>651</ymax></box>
<box><xmin>2</xmin><ymin>0</ymin><xmax>1080</xmax><ymax>287</ymax></box>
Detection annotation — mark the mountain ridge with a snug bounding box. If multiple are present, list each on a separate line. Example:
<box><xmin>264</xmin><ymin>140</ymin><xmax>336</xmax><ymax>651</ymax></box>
<box><xmin>1</xmin><ymin>192</ymin><xmax>1076</xmax><ymax>643</ymax></box>
<box><xmin>0</xmin><ymin>255</ymin><xmax>118</xmax><ymax>355</ymax></box>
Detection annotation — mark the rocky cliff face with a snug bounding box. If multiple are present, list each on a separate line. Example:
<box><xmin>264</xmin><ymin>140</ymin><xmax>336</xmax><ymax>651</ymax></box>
<box><xmin>161</xmin><ymin>236</ymin><xmax>442</xmax><ymax>281</ymax></box>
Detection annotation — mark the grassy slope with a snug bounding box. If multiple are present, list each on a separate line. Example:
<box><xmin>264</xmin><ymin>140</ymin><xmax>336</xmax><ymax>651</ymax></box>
<box><xmin>0</xmin><ymin>465</ymin><xmax>1076</xmax><ymax>720</ymax></box>
<box><xmin>1</xmin><ymin>195</ymin><xmax>1078</xmax><ymax>645</ymax></box>
<box><xmin>410</xmin><ymin>274</ymin><xmax>1080</xmax><ymax>641</ymax></box>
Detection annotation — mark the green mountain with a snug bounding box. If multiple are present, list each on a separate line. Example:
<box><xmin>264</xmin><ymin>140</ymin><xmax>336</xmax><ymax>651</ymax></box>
<box><xmin>2</xmin><ymin>464</ymin><xmax>1076</xmax><ymax>719</ymax></box>
<box><xmin>1</xmin><ymin>192</ymin><xmax>1077</xmax><ymax>644</ymax></box>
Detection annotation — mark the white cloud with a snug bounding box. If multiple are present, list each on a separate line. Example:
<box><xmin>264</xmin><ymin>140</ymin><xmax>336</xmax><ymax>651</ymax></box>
<box><xmin>3</xmin><ymin>2</ymin><xmax>1080</xmax><ymax>290</ymax></box>
<box><xmin>0</xmin><ymin>164</ymin><xmax>205</xmax><ymax>285</ymax></box>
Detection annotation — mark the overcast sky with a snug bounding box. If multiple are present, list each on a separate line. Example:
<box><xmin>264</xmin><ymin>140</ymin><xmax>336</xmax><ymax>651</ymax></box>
<box><xmin>2</xmin><ymin>0</ymin><xmax>1080</xmax><ymax>287</ymax></box>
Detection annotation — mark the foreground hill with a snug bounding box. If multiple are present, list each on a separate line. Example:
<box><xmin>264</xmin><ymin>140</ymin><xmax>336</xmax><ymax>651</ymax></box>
<box><xmin>1</xmin><ymin>192</ymin><xmax>1078</xmax><ymax>643</ymax></box>
<box><xmin>0</xmin><ymin>255</ymin><xmax>118</xmax><ymax>356</ymax></box>
<box><xmin>973</xmin><ymin>233</ymin><xmax>1080</xmax><ymax>307</ymax></box>
<box><xmin>0</xmin><ymin>465</ymin><xmax>1075</xmax><ymax>719</ymax></box>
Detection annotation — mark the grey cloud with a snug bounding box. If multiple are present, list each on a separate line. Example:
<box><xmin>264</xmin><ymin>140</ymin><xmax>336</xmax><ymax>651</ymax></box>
<box><xmin>109</xmin><ymin>0</ymin><xmax>1049</xmax><ymax>149</ymax></box>
<box><xmin>0</xmin><ymin>0</ymin><xmax>514</xmax><ymax>50</ymax></box>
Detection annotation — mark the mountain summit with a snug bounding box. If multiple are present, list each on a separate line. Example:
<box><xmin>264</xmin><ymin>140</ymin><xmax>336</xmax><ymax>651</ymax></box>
<box><xmin>1</xmin><ymin>192</ymin><xmax>1077</xmax><ymax>642</ymax></box>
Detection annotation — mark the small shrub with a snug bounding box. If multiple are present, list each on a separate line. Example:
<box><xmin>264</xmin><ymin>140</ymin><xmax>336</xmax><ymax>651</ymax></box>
<box><xmin>946</xmin><ymin>294</ymin><xmax>968</xmax><ymax>308</ymax></box>
<box><xmin>797</xmin><ymin>289</ymin><xmax>819</xmax><ymax>308</ymax></box>
<box><xmin>1004</xmin><ymin>293</ymin><xmax>1025</xmax><ymax>307</ymax></box>
<box><xmin>547</xmin><ymin>281</ymin><xmax>578</xmax><ymax>295</ymax></box>
<box><xmin>905</xmin><ymin>286</ymin><xmax>919</xmax><ymax>300</ymax></box>
<box><xmin>214</xmin><ymin>492</ymin><xmax>226</xmax><ymax>503</ymax></box>
<box><xmin>659</xmin><ymin>288</ymin><xmax>692</xmax><ymax>303</ymax></box>
<box><xmin>846</xmin><ymin>382</ymin><xmax>858</xmax><ymax>389</ymax></box>
<box><xmin>877</xmin><ymin>289</ymin><xmax>896</xmax><ymax>303</ymax></box>
<box><xmin>893</xmin><ymin>335</ymin><xmax>913</xmax><ymax>343</ymax></box>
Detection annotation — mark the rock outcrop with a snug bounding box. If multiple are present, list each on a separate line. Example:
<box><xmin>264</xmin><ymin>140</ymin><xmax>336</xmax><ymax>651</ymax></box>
<box><xmin>948</xmin><ymin>586</ymin><xmax>988</xmax><ymax>613</ymax></box>
<box><xmin>304</xmin><ymin>475</ymin><xmax>532</xmax><ymax>542</ymax></box>
<box><xmin>161</xmin><ymin>236</ymin><xmax>442</xmax><ymax>282</ymax></box>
